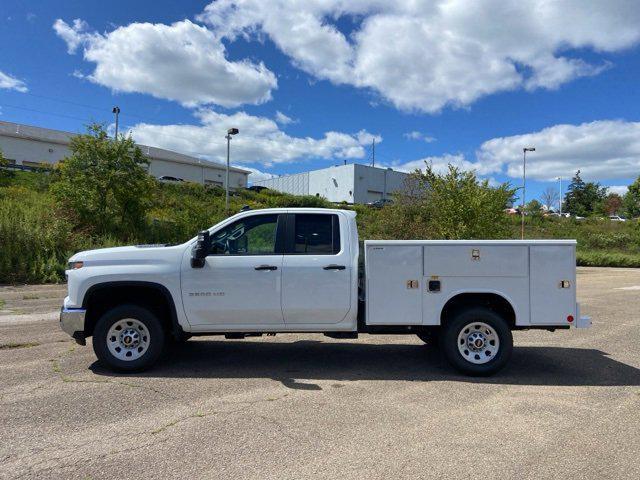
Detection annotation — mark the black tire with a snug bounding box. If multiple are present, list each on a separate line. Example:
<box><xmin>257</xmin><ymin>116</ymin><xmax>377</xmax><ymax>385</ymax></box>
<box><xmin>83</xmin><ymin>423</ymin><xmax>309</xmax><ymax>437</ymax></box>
<box><xmin>439</xmin><ymin>307</ymin><xmax>513</xmax><ymax>376</ymax></box>
<box><xmin>92</xmin><ymin>304</ymin><xmax>165</xmax><ymax>372</ymax></box>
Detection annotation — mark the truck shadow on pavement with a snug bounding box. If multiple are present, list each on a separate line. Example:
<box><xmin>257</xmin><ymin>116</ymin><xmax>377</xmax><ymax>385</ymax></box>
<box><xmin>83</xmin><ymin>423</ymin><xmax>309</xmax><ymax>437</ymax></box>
<box><xmin>90</xmin><ymin>339</ymin><xmax>640</xmax><ymax>389</ymax></box>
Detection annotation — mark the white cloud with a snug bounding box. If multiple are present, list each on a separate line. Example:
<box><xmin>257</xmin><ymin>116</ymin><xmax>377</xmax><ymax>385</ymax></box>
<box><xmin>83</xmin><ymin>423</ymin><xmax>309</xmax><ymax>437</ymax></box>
<box><xmin>477</xmin><ymin>120</ymin><xmax>640</xmax><ymax>181</ymax></box>
<box><xmin>274</xmin><ymin>111</ymin><xmax>296</xmax><ymax>125</ymax></box>
<box><xmin>404</xmin><ymin>131</ymin><xmax>436</xmax><ymax>143</ymax></box>
<box><xmin>0</xmin><ymin>70</ymin><xmax>27</xmax><ymax>92</ymax></box>
<box><xmin>389</xmin><ymin>153</ymin><xmax>480</xmax><ymax>175</ymax></box>
<box><xmin>388</xmin><ymin>120</ymin><xmax>640</xmax><ymax>183</ymax></box>
<box><xmin>199</xmin><ymin>0</ymin><xmax>640</xmax><ymax>113</ymax></box>
<box><xmin>53</xmin><ymin>19</ymin><xmax>277</xmax><ymax>108</ymax></box>
<box><xmin>53</xmin><ymin>18</ymin><xmax>90</xmax><ymax>54</ymax></box>
<box><xmin>355</xmin><ymin>129</ymin><xmax>382</xmax><ymax>146</ymax></box>
<box><xmin>607</xmin><ymin>185</ymin><xmax>629</xmax><ymax>196</ymax></box>
<box><xmin>127</xmin><ymin>109</ymin><xmax>381</xmax><ymax>167</ymax></box>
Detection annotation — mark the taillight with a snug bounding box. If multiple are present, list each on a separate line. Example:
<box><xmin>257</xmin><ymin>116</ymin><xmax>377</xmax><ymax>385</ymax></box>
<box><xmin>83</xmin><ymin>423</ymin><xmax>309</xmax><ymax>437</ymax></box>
<box><xmin>567</xmin><ymin>315</ymin><xmax>574</xmax><ymax>323</ymax></box>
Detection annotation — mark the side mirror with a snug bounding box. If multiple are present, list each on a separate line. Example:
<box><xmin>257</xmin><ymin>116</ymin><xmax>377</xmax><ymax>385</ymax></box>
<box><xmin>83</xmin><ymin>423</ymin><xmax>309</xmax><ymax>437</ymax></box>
<box><xmin>191</xmin><ymin>230</ymin><xmax>211</xmax><ymax>268</ymax></box>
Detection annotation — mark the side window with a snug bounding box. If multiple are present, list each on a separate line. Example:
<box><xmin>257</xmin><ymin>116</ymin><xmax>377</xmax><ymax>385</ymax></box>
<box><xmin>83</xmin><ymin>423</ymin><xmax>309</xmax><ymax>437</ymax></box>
<box><xmin>210</xmin><ymin>214</ymin><xmax>278</xmax><ymax>255</ymax></box>
<box><xmin>293</xmin><ymin>214</ymin><xmax>340</xmax><ymax>254</ymax></box>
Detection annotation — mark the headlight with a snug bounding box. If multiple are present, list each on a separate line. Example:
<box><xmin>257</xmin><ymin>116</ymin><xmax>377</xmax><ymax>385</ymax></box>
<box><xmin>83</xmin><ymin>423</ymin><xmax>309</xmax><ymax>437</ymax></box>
<box><xmin>68</xmin><ymin>261</ymin><xmax>84</xmax><ymax>270</ymax></box>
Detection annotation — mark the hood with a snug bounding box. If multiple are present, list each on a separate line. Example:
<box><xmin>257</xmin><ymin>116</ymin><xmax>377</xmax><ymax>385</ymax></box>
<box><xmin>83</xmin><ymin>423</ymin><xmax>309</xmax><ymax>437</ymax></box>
<box><xmin>69</xmin><ymin>243</ymin><xmax>188</xmax><ymax>266</ymax></box>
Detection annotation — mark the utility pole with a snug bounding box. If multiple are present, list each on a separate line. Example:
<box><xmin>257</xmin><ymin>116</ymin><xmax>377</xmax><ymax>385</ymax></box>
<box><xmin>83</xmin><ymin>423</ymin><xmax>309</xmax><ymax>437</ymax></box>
<box><xmin>112</xmin><ymin>106</ymin><xmax>120</xmax><ymax>140</ymax></box>
<box><xmin>225</xmin><ymin>127</ymin><xmax>239</xmax><ymax>214</ymax></box>
<box><xmin>521</xmin><ymin>147</ymin><xmax>536</xmax><ymax>239</ymax></box>
<box><xmin>371</xmin><ymin>138</ymin><xmax>375</xmax><ymax>167</ymax></box>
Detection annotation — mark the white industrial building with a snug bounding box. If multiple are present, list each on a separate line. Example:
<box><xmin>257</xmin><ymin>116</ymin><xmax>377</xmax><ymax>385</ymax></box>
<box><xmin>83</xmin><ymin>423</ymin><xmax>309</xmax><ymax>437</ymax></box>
<box><xmin>252</xmin><ymin>163</ymin><xmax>409</xmax><ymax>204</ymax></box>
<box><xmin>0</xmin><ymin>120</ymin><xmax>250</xmax><ymax>188</ymax></box>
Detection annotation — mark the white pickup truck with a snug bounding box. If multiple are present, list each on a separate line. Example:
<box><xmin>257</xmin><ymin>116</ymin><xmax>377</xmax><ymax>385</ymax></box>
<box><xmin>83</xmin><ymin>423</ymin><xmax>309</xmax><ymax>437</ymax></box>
<box><xmin>60</xmin><ymin>208</ymin><xmax>590</xmax><ymax>375</ymax></box>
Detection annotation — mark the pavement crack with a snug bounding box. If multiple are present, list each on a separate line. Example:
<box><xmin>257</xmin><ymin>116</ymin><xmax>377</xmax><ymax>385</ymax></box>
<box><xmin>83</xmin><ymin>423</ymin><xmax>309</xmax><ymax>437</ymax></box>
<box><xmin>49</xmin><ymin>346</ymin><xmax>175</xmax><ymax>398</ymax></box>
<box><xmin>150</xmin><ymin>406</ymin><xmax>249</xmax><ymax>435</ymax></box>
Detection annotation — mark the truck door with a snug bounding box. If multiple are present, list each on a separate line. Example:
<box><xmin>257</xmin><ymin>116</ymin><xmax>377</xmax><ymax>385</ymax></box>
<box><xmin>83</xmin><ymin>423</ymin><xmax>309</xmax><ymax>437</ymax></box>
<box><xmin>181</xmin><ymin>213</ymin><xmax>285</xmax><ymax>326</ymax></box>
<box><xmin>281</xmin><ymin>213</ymin><xmax>352</xmax><ymax>325</ymax></box>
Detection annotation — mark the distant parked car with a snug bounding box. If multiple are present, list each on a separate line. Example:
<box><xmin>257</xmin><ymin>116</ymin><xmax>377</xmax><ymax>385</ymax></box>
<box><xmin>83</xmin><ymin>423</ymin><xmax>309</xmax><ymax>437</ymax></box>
<box><xmin>158</xmin><ymin>175</ymin><xmax>184</xmax><ymax>183</ymax></box>
<box><xmin>246</xmin><ymin>185</ymin><xmax>268</xmax><ymax>192</ymax></box>
<box><xmin>367</xmin><ymin>198</ymin><xmax>393</xmax><ymax>208</ymax></box>
<box><xmin>609</xmin><ymin>215</ymin><xmax>627</xmax><ymax>222</ymax></box>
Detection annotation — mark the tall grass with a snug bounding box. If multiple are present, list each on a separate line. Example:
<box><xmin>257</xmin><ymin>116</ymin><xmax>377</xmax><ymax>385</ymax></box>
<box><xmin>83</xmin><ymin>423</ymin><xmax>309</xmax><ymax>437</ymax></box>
<box><xmin>0</xmin><ymin>186</ymin><xmax>76</xmax><ymax>283</ymax></box>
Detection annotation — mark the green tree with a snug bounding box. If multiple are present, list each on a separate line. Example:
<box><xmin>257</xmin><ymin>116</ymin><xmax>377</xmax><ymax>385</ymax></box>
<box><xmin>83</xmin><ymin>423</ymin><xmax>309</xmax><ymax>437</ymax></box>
<box><xmin>525</xmin><ymin>199</ymin><xmax>543</xmax><ymax>216</ymax></box>
<box><xmin>623</xmin><ymin>176</ymin><xmax>640</xmax><ymax>219</ymax></box>
<box><xmin>564</xmin><ymin>170</ymin><xmax>607</xmax><ymax>217</ymax></box>
<box><xmin>378</xmin><ymin>164</ymin><xmax>516</xmax><ymax>239</ymax></box>
<box><xmin>51</xmin><ymin>124</ymin><xmax>154</xmax><ymax>236</ymax></box>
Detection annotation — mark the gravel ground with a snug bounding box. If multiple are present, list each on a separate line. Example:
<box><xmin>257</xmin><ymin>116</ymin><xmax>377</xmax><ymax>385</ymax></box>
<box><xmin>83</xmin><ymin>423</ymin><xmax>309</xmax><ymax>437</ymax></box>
<box><xmin>0</xmin><ymin>267</ymin><xmax>639</xmax><ymax>479</ymax></box>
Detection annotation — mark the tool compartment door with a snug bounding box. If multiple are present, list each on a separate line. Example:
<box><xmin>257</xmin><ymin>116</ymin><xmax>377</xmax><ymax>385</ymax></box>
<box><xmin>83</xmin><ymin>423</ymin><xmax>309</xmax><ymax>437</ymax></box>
<box><xmin>530</xmin><ymin>245</ymin><xmax>576</xmax><ymax>325</ymax></box>
<box><xmin>366</xmin><ymin>245</ymin><xmax>422</xmax><ymax>325</ymax></box>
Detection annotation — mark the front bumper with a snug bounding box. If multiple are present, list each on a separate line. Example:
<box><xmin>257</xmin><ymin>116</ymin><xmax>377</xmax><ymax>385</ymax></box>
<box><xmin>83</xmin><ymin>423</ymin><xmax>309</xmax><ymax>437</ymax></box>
<box><xmin>60</xmin><ymin>306</ymin><xmax>87</xmax><ymax>345</ymax></box>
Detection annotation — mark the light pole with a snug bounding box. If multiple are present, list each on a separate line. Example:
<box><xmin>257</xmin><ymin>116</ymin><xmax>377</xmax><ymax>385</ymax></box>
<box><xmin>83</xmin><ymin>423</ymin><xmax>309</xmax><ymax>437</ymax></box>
<box><xmin>112</xmin><ymin>106</ymin><xmax>120</xmax><ymax>139</ymax></box>
<box><xmin>225</xmin><ymin>127</ymin><xmax>239</xmax><ymax>213</ymax></box>
<box><xmin>521</xmin><ymin>147</ymin><xmax>535</xmax><ymax>239</ymax></box>
<box><xmin>557</xmin><ymin>176</ymin><xmax>563</xmax><ymax>215</ymax></box>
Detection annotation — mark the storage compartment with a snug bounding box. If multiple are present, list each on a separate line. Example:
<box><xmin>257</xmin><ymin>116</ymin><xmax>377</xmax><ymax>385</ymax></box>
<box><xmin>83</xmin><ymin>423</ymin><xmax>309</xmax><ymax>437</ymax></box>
<box><xmin>366</xmin><ymin>245</ymin><xmax>422</xmax><ymax>325</ymax></box>
<box><xmin>530</xmin><ymin>245</ymin><xmax>576</xmax><ymax>324</ymax></box>
<box><xmin>424</xmin><ymin>245</ymin><xmax>528</xmax><ymax>277</ymax></box>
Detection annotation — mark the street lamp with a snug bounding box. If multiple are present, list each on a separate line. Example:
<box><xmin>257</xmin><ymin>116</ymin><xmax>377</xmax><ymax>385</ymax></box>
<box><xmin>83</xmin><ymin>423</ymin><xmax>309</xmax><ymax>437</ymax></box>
<box><xmin>557</xmin><ymin>176</ymin><xmax>563</xmax><ymax>215</ymax></box>
<box><xmin>225</xmin><ymin>127</ymin><xmax>239</xmax><ymax>213</ymax></box>
<box><xmin>521</xmin><ymin>147</ymin><xmax>535</xmax><ymax>239</ymax></box>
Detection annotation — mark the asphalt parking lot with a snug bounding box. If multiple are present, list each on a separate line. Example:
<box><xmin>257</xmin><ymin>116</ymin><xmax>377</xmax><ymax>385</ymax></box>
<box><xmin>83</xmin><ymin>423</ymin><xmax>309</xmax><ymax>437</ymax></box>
<box><xmin>1</xmin><ymin>267</ymin><xmax>639</xmax><ymax>479</ymax></box>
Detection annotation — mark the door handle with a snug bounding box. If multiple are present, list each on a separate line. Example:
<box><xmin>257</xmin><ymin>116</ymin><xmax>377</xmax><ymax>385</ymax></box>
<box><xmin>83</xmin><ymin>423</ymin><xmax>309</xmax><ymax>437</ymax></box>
<box><xmin>255</xmin><ymin>265</ymin><xmax>278</xmax><ymax>271</ymax></box>
<box><xmin>323</xmin><ymin>264</ymin><xmax>346</xmax><ymax>270</ymax></box>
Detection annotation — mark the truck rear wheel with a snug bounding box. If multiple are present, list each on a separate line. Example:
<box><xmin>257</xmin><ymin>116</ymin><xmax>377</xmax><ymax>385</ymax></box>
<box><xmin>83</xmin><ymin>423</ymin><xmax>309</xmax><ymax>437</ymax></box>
<box><xmin>92</xmin><ymin>304</ymin><xmax>165</xmax><ymax>372</ymax></box>
<box><xmin>440</xmin><ymin>307</ymin><xmax>512</xmax><ymax>376</ymax></box>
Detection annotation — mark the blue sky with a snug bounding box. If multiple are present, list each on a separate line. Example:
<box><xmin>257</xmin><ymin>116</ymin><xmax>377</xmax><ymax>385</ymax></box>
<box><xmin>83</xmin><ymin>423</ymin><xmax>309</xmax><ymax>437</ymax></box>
<box><xmin>2</xmin><ymin>1</ymin><xmax>640</xmax><ymax>207</ymax></box>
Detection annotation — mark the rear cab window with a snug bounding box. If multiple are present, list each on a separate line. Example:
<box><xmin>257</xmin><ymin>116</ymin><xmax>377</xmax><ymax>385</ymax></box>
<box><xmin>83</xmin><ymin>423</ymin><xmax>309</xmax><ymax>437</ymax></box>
<box><xmin>292</xmin><ymin>214</ymin><xmax>341</xmax><ymax>255</ymax></box>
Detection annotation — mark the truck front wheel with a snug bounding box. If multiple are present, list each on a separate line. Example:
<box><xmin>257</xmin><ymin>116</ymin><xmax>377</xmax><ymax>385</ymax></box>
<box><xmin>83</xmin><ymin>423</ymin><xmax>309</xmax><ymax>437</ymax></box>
<box><xmin>92</xmin><ymin>305</ymin><xmax>165</xmax><ymax>372</ymax></box>
<box><xmin>440</xmin><ymin>307</ymin><xmax>513</xmax><ymax>376</ymax></box>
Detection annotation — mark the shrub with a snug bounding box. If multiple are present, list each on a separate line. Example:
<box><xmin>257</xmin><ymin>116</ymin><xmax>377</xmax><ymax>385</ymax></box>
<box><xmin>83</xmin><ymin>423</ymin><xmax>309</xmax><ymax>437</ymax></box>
<box><xmin>373</xmin><ymin>164</ymin><xmax>516</xmax><ymax>240</ymax></box>
<box><xmin>51</xmin><ymin>124</ymin><xmax>154</xmax><ymax>238</ymax></box>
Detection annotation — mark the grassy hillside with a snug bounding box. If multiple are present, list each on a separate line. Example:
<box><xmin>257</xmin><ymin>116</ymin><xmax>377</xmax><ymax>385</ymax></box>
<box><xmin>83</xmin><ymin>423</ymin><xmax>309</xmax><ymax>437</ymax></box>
<box><xmin>0</xmin><ymin>171</ymin><xmax>332</xmax><ymax>283</ymax></box>
<box><xmin>1</xmin><ymin>170</ymin><xmax>639</xmax><ymax>284</ymax></box>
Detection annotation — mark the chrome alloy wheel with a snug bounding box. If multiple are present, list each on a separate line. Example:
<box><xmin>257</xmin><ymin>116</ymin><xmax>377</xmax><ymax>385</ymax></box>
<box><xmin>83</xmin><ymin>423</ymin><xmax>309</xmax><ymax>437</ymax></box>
<box><xmin>106</xmin><ymin>318</ymin><xmax>150</xmax><ymax>361</ymax></box>
<box><xmin>457</xmin><ymin>321</ymin><xmax>500</xmax><ymax>365</ymax></box>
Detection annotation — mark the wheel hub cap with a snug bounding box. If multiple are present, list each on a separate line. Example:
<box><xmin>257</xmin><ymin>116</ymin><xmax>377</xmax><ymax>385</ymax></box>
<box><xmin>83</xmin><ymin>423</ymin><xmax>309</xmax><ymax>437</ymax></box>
<box><xmin>457</xmin><ymin>322</ymin><xmax>500</xmax><ymax>365</ymax></box>
<box><xmin>468</xmin><ymin>332</ymin><xmax>486</xmax><ymax>351</ymax></box>
<box><xmin>107</xmin><ymin>319</ymin><xmax>150</xmax><ymax>361</ymax></box>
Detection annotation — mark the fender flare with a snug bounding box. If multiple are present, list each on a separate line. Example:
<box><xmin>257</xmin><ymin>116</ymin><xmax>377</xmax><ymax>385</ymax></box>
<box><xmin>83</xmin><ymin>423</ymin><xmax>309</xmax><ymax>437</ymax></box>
<box><xmin>438</xmin><ymin>289</ymin><xmax>519</xmax><ymax>325</ymax></box>
<box><xmin>82</xmin><ymin>281</ymin><xmax>183</xmax><ymax>336</ymax></box>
